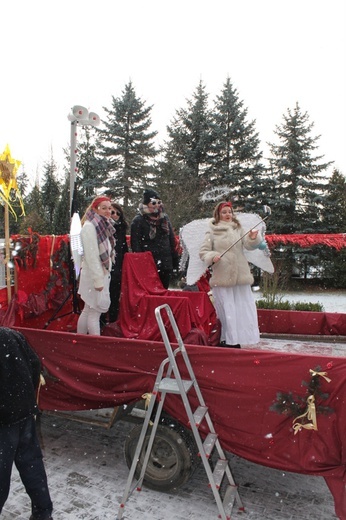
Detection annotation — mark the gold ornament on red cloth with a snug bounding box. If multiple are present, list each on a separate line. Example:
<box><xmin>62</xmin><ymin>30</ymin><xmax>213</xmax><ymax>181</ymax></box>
<box><xmin>0</xmin><ymin>144</ymin><xmax>25</xmax><ymax>218</ymax></box>
<box><xmin>270</xmin><ymin>365</ymin><xmax>333</xmax><ymax>434</ymax></box>
<box><xmin>309</xmin><ymin>368</ymin><xmax>331</xmax><ymax>383</ymax></box>
<box><xmin>292</xmin><ymin>368</ymin><xmax>331</xmax><ymax>435</ymax></box>
<box><xmin>292</xmin><ymin>394</ymin><xmax>317</xmax><ymax>434</ymax></box>
<box><xmin>141</xmin><ymin>393</ymin><xmax>154</xmax><ymax>425</ymax></box>
<box><xmin>142</xmin><ymin>392</ymin><xmax>153</xmax><ymax>409</ymax></box>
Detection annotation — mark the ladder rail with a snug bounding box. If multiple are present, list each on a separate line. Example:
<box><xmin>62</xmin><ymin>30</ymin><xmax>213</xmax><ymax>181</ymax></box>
<box><xmin>117</xmin><ymin>354</ymin><xmax>172</xmax><ymax>519</ymax></box>
<box><xmin>135</xmin><ymin>387</ymin><xmax>168</xmax><ymax>488</ymax></box>
<box><xmin>154</xmin><ymin>304</ymin><xmax>244</xmax><ymax>518</ymax></box>
<box><xmin>117</xmin><ymin>304</ymin><xmax>244</xmax><ymax>520</ymax></box>
<box><xmin>155</xmin><ymin>304</ymin><xmax>216</xmax><ymax>432</ymax></box>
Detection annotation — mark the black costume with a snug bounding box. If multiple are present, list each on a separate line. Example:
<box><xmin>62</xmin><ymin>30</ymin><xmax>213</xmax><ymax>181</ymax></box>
<box><xmin>0</xmin><ymin>327</ymin><xmax>53</xmax><ymax>520</ymax></box>
<box><xmin>109</xmin><ymin>217</ymin><xmax>128</xmax><ymax>322</ymax></box>
<box><xmin>131</xmin><ymin>189</ymin><xmax>179</xmax><ymax>289</ymax></box>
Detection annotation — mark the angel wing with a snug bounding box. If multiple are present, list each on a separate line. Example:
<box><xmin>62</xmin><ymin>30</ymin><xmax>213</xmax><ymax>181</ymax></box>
<box><xmin>69</xmin><ymin>212</ymin><xmax>83</xmax><ymax>279</ymax></box>
<box><xmin>180</xmin><ymin>218</ymin><xmax>210</xmax><ymax>285</ymax></box>
<box><xmin>180</xmin><ymin>213</ymin><xmax>274</xmax><ymax>286</ymax></box>
<box><xmin>236</xmin><ymin>213</ymin><xmax>274</xmax><ymax>275</ymax></box>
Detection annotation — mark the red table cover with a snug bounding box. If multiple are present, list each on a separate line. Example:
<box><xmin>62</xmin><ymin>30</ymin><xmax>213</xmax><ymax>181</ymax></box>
<box><xmin>15</xmin><ymin>326</ymin><xmax>346</xmax><ymax>520</ymax></box>
<box><xmin>258</xmin><ymin>309</ymin><xmax>346</xmax><ymax>336</ymax></box>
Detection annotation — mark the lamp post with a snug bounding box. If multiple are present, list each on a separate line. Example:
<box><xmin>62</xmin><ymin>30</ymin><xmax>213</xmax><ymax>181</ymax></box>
<box><xmin>67</xmin><ymin>105</ymin><xmax>100</xmax><ymax>215</ymax></box>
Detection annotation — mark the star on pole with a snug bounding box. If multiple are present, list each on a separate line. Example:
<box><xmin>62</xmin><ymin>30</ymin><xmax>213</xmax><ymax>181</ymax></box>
<box><xmin>0</xmin><ymin>144</ymin><xmax>25</xmax><ymax>218</ymax></box>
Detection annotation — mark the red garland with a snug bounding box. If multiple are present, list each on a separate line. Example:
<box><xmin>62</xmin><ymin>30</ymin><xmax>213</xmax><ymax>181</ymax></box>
<box><xmin>266</xmin><ymin>233</ymin><xmax>346</xmax><ymax>251</ymax></box>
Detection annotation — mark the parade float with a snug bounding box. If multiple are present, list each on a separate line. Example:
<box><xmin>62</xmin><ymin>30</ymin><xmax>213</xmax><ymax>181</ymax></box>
<box><xmin>0</xmin><ymin>228</ymin><xmax>345</xmax><ymax>518</ymax></box>
<box><xmin>1</xmin><ymin>145</ymin><xmax>346</xmax><ymax>519</ymax></box>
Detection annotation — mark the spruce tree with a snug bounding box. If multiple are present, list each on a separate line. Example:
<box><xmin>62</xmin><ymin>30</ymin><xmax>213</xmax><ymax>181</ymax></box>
<box><xmin>159</xmin><ymin>81</ymin><xmax>213</xmax><ymax>228</ymax></box>
<box><xmin>40</xmin><ymin>156</ymin><xmax>61</xmax><ymax>234</ymax></box>
<box><xmin>98</xmin><ymin>81</ymin><xmax>158</xmax><ymax>212</ymax></box>
<box><xmin>19</xmin><ymin>184</ymin><xmax>47</xmax><ymax>234</ymax></box>
<box><xmin>73</xmin><ymin>125</ymin><xmax>108</xmax><ymax>211</ymax></box>
<box><xmin>321</xmin><ymin>168</ymin><xmax>346</xmax><ymax>232</ymax></box>
<box><xmin>319</xmin><ymin>169</ymin><xmax>346</xmax><ymax>287</ymax></box>
<box><xmin>208</xmin><ymin>77</ymin><xmax>268</xmax><ymax>212</ymax></box>
<box><xmin>53</xmin><ymin>176</ymin><xmax>71</xmax><ymax>234</ymax></box>
<box><xmin>268</xmin><ymin>103</ymin><xmax>333</xmax><ymax>234</ymax></box>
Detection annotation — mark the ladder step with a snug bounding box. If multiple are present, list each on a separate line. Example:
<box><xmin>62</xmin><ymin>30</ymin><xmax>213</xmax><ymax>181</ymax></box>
<box><xmin>192</xmin><ymin>405</ymin><xmax>208</xmax><ymax>427</ymax></box>
<box><xmin>223</xmin><ymin>484</ymin><xmax>238</xmax><ymax>511</ymax></box>
<box><xmin>210</xmin><ymin>458</ymin><xmax>228</xmax><ymax>489</ymax></box>
<box><xmin>158</xmin><ymin>377</ymin><xmax>194</xmax><ymax>394</ymax></box>
<box><xmin>200</xmin><ymin>432</ymin><xmax>218</xmax><ymax>458</ymax></box>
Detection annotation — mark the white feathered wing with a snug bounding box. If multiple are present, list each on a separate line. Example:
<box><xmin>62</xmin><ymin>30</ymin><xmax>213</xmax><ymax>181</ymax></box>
<box><xmin>69</xmin><ymin>212</ymin><xmax>83</xmax><ymax>279</ymax></box>
<box><xmin>180</xmin><ymin>213</ymin><xmax>274</xmax><ymax>286</ymax></box>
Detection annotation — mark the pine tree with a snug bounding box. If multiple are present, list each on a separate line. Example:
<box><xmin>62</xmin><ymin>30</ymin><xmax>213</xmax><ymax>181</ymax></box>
<box><xmin>208</xmin><ymin>77</ymin><xmax>268</xmax><ymax>212</ymax></box>
<box><xmin>98</xmin><ymin>81</ymin><xmax>158</xmax><ymax>212</ymax></box>
<box><xmin>53</xmin><ymin>176</ymin><xmax>70</xmax><ymax>234</ymax></box>
<box><xmin>73</xmin><ymin>126</ymin><xmax>108</xmax><ymax>211</ymax></box>
<box><xmin>268</xmin><ymin>103</ymin><xmax>333</xmax><ymax>234</ymax></box>
<box><xmin>19</xmin><ymin>184</ymin><xmax>47</xmax><ymax>234</ymax></box>
<box><xmin>40</xmin><ymin>156</ymin><xmax>61</xmax><ymax>234</ymax></box>
<box><xmin>159</xmin><ymin>81</ymin><xmax>213</xmax><ymax>228</ymax></box>
<box><xmin>318</xmin><ymin>169</ymin><xmax>346</xmax><ymax>287</ymax></box>
<box><xmin>321</xmin><ymin>168</ymin><xmax>346</xmax><ymax>232</ymax></box>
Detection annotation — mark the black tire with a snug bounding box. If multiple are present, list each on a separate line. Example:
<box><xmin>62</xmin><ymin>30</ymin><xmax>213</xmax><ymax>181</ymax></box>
<box><xmin>124</xmin><ymin>420</ymin><xmax>199</xmax><ymax>492</ymax></box>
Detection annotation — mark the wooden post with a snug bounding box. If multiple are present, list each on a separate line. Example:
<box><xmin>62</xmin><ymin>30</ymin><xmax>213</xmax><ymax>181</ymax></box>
<box><xmin>4</xmin><ymin>201</ymin><xmax>11</xmax><ymax>304</ymax></box>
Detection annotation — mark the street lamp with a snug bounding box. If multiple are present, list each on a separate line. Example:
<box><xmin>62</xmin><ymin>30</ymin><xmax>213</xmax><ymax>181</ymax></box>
<box><xmin>67</xmin><ymin>105</ymin><xmax>100</xmax><ymax>214</ymax></box>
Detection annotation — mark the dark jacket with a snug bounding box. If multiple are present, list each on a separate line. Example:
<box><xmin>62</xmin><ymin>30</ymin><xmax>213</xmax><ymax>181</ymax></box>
<box><xmin>131</xmin><ymin>213</ymin><xmax>179</xmax><ymax>271</ymax></box>
<box><xmin>113</xmin><ymin>219</ymin><xmax>129</xmax><ymax>279</ymax></box>
<box><xmin>0</xmin><ymin>328</ymin><xmax>41</xmax><ymax>426</ymax></box>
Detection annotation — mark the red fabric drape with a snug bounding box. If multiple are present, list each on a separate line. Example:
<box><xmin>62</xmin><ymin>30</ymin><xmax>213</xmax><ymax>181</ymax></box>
<box><xmin>12</xmin><ymin>234</ymin><xmax>69</xmax><ymax>295</ymax></box>
<box><xmin>15</xmin><ymin>326</ymin><xmax>346</xmax><ymax>519</ymax></box>
<box><xmin>0</xmin><ymin>234</ymin><xmax>70</xmax><ymax>327</ymax></box>
<box><xmin>117</xmin><ymin>252</ymin><xmax>217</xmax><ymax>343</ymax></box>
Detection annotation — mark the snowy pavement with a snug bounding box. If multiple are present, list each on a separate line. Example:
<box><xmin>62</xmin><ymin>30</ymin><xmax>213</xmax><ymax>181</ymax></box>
<box><xmin>2</xmin><ymin>336</ymin><xmax>344</xmax><ymax>520</ymax></box>
<box><xmin>2</xmin><ymin>411</ymin><xmax>338</xmax><ymax>520</ymax></box>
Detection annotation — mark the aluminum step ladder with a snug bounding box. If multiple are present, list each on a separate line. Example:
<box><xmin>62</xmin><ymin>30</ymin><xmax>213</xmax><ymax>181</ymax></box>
<box><xmin>116</xmin><ymin>303</ymin><xmax>244</xmax><ymax>520</ymax></box>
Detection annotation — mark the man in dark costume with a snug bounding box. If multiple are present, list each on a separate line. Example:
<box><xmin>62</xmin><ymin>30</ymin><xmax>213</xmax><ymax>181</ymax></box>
<box><xmin>0</xmin><ymin>327</ymin><xmax>53</xmax><ymax>520</ymax></box>
<box><xmin>131</xmin><ymin>188</ymin><xmax>179</xmax><ymax>289</ymax></box>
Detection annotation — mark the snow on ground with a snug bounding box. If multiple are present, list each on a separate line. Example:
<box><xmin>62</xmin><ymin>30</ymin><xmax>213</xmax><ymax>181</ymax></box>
<box><xmin>254</xmin><ymin>289</ymin><xmax>345</xmax><ymax>313</ymax></box>
<box><xmin>2</xmin><ymin>413</ymin><xmax>338</xmax><ymax>520</ymax></box>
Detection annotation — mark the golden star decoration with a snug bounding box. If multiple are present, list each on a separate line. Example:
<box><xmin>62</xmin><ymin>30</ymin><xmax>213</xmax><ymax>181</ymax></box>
<box><xmin>0</xmin><ymin>144</ymin><xmax>25</xmax><ymax>218</ymax></box>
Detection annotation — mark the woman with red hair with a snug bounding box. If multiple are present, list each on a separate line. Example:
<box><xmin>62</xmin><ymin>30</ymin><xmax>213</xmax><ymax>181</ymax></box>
<box><xmin>199</xmin><ymin>201</ymin><xmax>261</xmax><ymax>347</ymax></box>
<box><xmin>77</xmin><ymin>196</ymin><xmax>115</xmax><ymax>335</ymax></box>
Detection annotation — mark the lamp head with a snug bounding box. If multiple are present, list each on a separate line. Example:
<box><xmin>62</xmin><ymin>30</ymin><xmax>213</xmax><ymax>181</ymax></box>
<box><xmin>68</xmin><ymin>105</ymin><xmax>89</xmax><ymax>122</ymax></box>
<box><xmin>67</xmin><ymin>105</ymin><xmax>100</xmax><ymax>126</ymax></box>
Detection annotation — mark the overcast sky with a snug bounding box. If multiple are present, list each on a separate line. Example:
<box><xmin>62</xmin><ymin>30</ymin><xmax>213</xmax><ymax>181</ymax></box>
<box><xmin>1</xmin><ymin>0</ymin><xmax>345</xmax><ymax>187</ymax></box>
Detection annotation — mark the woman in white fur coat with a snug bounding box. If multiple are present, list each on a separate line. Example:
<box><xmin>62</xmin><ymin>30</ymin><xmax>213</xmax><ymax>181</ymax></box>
<box><xmin>199</xmin><ymin>201</ymin><xmax>261</xmax><ymax>347</ymax></box>
<box><xmin>77</xmin><ymin>196</ymin><xmax>115</xmax><ymax>336</ymax></box>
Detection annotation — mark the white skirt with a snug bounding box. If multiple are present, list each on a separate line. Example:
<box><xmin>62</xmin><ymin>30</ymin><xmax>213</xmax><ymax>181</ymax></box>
<box><xmin>78</xmin><ymin>271</ymin><xmax>111</xmax><ymax>313</ymax></box>
<box><xmin>212</xmin><ymin>284</ymin><xmax>260</xmax><ymax>345</ymax></box>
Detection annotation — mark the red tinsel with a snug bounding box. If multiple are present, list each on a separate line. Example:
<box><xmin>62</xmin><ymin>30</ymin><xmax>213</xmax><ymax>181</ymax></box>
<box><xmin>266</xmin><ymin>233</ymin><xmax>346</xmax><ymax>251</ymax></box>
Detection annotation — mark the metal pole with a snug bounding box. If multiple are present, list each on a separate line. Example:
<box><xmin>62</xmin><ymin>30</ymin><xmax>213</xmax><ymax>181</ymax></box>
<box><xmin>70</xmin><ymin>121</ymin><xmax>77</xmax><ymax>214</ymax></box>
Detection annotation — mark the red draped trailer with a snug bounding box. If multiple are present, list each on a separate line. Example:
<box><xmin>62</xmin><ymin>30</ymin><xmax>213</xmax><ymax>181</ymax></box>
<box><xmin>0</xmin><ymin>233</ymin><xmax>345</xmax><ymax>519</ymax></box>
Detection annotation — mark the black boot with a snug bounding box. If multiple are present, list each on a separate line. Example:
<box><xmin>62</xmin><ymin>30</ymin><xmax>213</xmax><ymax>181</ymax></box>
<box><xmin>219</xmin><ymin>341</ymin><xmax>241</xmax><ymax>349</ymax></box>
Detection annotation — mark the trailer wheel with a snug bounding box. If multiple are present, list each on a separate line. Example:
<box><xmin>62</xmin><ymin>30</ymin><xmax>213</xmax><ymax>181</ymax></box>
<box><xmin>124</xmin><ymin>421</ymin><xmax>198</xmax><ymax>492</ymax></box>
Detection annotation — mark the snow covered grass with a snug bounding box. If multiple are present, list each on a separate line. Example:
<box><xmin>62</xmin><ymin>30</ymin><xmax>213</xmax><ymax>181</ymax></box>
<box><xmin>254</xmin><ymin>289</ymin><xmax>345</xmax><ymax>313</ymax></box>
